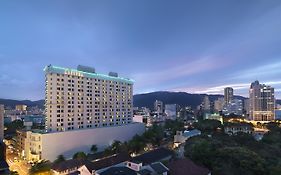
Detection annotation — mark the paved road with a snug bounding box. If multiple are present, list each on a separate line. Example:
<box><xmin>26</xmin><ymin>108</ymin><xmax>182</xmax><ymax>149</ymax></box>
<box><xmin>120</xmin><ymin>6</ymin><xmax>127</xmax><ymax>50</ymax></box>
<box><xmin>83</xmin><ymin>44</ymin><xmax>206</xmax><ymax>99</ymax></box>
<box><xmin>6</xmin><ymin>148</ymin><xmax>30</xmax><ymax>175</ymax></box>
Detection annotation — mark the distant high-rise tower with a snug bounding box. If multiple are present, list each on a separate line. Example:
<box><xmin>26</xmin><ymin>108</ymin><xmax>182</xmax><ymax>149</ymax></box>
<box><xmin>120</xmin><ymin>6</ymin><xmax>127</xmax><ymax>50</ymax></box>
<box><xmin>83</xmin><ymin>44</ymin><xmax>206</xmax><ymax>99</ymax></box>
<box><xmin>0</xmin><ymin>105</ymin><xmax>4</xmax><ymax>141</ymax></box>
<box><xmin>44</xmin><ymin>65</ymin><xmax>134</xmax><ymax>132</ymax></box>
<box><xmin>203</xmin><ymin>96</ymin><xmax>211</xmax><ymax>112</ymax></box>
<box><xmin>214</xmin><ymin>97</ymin><xmax>224</xmax><ymax>112</ymax></box>
<box><xmin>224</xmin><ymin>87</ymin><xmax>233</xmax><ymax>104</ymax></box>
<box><xmin>249</xmin><ymin>80</ymin><xmax>275</xmax><ymax>121</ymax></box>
<box><xmin>154</xmin><ymin>100</ymin><xmax>163</xmax><ymax>113</ymax></box>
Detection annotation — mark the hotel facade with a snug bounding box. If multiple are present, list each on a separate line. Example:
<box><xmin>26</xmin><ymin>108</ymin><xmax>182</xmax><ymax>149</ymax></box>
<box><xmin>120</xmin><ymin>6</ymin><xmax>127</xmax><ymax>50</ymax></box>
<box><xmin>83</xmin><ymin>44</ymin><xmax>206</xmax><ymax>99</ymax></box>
<box><xmin>19</xmin><ymin>65</ymin><xmax>145</xmax><ymax>161</ymax></box>
<box><xmin>45</xmin><ymin>65</ymin><xmax>134</xmax><ymax>132</ymax></box>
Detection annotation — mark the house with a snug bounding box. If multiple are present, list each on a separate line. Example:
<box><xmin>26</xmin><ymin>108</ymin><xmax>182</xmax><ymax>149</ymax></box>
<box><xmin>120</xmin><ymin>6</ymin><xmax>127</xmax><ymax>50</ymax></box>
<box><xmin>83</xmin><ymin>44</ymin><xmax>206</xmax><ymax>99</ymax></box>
<box><xmin>96</xmin><ymin>161</ymin><xmax>169</xmax><ymax>175</ymax></box>
<box><xmin>98</xmin><ymin>167</ymin><xmax>136</xmax><ymax>175</ymax></box>
<box><xmin>174</xmin><ymin>129</ymin><xmax>201</xmax><ymax>147</ymax></box>
<box><xmin>51</xmin><ymin>159</ymin><xmax>87</xmax><ymax>175</ymax></box>
<box><xmin>78</xmin><ymin>152</ymin><xmax>131</xmax><ymax>175</ymax></box>
<box><xmin>224</xmin><ymin>122</ymin><xmax>254</xmax><ymax>135</ymax></box>
<box><xmin>131</xmin><ymin>148</ymin><xmax>173</xmax><ymax>165</ymax></box>
<box><xmin>79</xmin><ymin>149</ymin><xmax>171</xmax><ymax>175</ymax></box>
<box><xmin>168</xmin><ymin>158</ymin><xmax>211</xmax><ymax>175</ymax></box>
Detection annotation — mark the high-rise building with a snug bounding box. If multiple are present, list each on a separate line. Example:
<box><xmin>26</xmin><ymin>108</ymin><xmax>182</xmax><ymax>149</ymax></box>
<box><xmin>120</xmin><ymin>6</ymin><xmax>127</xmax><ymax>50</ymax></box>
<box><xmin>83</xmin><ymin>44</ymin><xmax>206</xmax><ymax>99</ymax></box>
<box><xmin>19</xmin><ymin>65</ymin><xmax>145</xmax><ymax>162</ymax></box>
<box><xmin>222</xmin><ymin>99</ymin><xmax>243</xmax><ymax>116</ymax></box>
<box><xmin>0</xmin><ymin>105</ymin><xmax>4</xmax><ymax>141</ymax></box>
<box><xmin>214</xmin><ymin>97</ymin><xmax>225</xmax><ymax>112</ymax></box>
<box><xmin>224</xmin><ymin>87</ymin><xmax>233</xmax><ymax>104</ymax></box>
<box><xmin>244</xmin><ymin>99</ymin><xmax>250</xmax><ymax>115</ymax></box>
<box><xmin>202</xmin><ymin>96</ymin><xmax>210</xmax><ymax>112</ymax></box>
<box><xmin>249</xmin><ymin>80</ymin><xmax>275</xmax><ymax>121</ymax></box>
<box><xmin>165</xmin><ymin>104</ymin><xmax>178</xmax><ymax>120</ymax></box>
<box><xmin>154</xmin><ymin>100</ymin><xmax>163</xmax><ymax>113</ymax></box>
<box><xmin>44</xmin><ymin>65</ymin><xmax>134</xmax><ymax>132</ymax></box>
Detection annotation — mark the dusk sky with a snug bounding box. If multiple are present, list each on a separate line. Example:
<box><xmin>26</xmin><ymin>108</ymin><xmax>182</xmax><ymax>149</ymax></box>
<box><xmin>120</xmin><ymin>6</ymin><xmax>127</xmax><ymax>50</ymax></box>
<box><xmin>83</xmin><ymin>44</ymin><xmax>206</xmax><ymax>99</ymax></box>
<box><xmin>1</xmin><ymin>0</ymin><xmax>281</xmax><ymax>100</ymax></box>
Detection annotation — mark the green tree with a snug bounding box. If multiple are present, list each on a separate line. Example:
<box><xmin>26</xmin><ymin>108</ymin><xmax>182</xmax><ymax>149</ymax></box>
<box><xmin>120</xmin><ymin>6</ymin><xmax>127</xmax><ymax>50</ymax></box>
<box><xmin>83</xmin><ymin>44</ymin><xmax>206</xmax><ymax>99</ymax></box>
<box><xmin>10</xmin><ymin>171</ymin><xmax>19</xmax><ymax>175</ymax></box>
<box><xmin>165</xmin><ymin>119</ymin><xmax>184</xmax><ymax>135</ymax></box>
<box><xmin>193</xmin><ymin>119</ymin><xmax>222</xmax><ymax>133</ymax></box>
<box><xmin>184</xmin><ymin>137</ymin><xmax>216</xmax><ymax>168</ymax></box>
<box><xmin>128</xmin><ymin>135</ymin><xmax>146</xmax><ymax>153</ymax></box>
<box><xmin>53</xmin><ymin>154</ymin><xmax>65</xmax><ymax>164</ymax></box>
<box><xmin>29</xmin><ymin>160</ymin><xmax>51</xmax><ymax>175</ymax></box>
<box><xmin>72</xmin><ymin>151</ymin><xmax>87</xmax><ymax>160</ymax></box>
<box><xmin>111</xmin><ymin>140</ymin><xmax>122</xmax><ymax>153</ymax></box>
<box><xmin>213</xmin><ymin>147</ymin><xmax>266</xmax><ymax>175</ymax></box>
<box><xmin>90</xmin><ymin>144</ymin><xmax>98</xmax><ymax>154</ymax></box>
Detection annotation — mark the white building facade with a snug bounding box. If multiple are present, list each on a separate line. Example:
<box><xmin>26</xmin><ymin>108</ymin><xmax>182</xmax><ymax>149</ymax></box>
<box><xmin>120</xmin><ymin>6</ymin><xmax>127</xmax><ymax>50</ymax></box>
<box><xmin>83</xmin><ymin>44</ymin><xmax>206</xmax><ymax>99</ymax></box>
<box><xmin>21</xmin><ymin>65</ymin><xmax>145</xmax><ymax>162</ymax></box>
<box><xmin>44</xmin><ymin>65</ymin><xmax>134</xmax><ymax>132</ymax></box>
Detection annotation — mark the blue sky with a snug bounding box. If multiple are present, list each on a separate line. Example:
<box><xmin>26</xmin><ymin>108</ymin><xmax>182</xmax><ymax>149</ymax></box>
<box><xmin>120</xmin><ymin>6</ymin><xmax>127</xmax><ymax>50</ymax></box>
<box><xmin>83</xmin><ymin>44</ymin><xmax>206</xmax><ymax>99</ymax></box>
<box><xmin>1</xmin><ymin>0</ymin><xmax>281</xmax><ymax>100</ymax></box>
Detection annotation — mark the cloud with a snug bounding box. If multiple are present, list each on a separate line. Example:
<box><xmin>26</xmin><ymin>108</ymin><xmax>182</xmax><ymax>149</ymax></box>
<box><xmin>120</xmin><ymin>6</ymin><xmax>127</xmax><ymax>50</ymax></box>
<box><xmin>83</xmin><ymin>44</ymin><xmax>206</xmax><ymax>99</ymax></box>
<box><xmin>133</xmin><ymin>56</ymin><xmax>227</xmax><ymax>90</ymax></box>
<box><xmin>230</xmin><ymin>61</ymin><xmax>281</xmax><ymax>80</ymax></box>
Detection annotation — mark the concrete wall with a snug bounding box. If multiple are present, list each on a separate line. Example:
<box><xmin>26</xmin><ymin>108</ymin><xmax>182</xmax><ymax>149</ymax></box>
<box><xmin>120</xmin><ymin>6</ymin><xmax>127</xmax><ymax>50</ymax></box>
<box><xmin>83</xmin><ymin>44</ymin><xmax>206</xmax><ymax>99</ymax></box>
<box><xmin>41</xmin><ymin>123</ymin><xmax>145</xmax><ymax>161</ymax></box>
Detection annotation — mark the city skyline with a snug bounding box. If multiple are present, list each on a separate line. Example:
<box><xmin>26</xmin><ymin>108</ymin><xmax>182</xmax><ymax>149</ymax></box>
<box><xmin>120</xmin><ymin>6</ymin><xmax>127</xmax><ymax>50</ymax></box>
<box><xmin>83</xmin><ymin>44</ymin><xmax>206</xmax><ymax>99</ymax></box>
<box><xmin>1</xmin><ymin>0</ymin><xmax>281</xmax><ymax>100</ymax></box>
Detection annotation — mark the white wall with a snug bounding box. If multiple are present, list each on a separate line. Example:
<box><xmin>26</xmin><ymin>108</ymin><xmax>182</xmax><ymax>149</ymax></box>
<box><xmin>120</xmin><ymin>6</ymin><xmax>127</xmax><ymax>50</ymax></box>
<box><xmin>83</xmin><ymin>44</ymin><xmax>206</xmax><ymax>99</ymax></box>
<box><xmin>41</xmin><ymin>123</ymin><xmax>145</xmax><ymax>161</ymax></box>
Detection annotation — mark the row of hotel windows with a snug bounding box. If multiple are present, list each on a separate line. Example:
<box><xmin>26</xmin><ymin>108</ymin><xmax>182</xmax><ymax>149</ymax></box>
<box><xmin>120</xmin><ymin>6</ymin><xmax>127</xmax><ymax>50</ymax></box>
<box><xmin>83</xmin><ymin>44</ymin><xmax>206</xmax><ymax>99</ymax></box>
<box><xmin>52</xmin><ymin>86</ymin><xmax>131</xmax><ymax>92</ymax></box>
<box><xmin>49</xmin><ymin>73</ymin><xmax>129</xmax><ymax>85</ymax></box>
<box><xmin>54</xmin><ymin>122</ymin><xmax>131</xmax><ymax>131</ymax></box>
<box><xmin>55</xmin><ymin>115</ymin><xmax>131</xmax><ymax>122</ymax></box>
<box><xmin>55</xmin><ymin>118</ymin><xmax>130</xmax><ymax>124</ymax></box>
<box><xmin>47</xmin><ymin>74</ymin><xmax>131</xmax><ymax>86</ymax></box>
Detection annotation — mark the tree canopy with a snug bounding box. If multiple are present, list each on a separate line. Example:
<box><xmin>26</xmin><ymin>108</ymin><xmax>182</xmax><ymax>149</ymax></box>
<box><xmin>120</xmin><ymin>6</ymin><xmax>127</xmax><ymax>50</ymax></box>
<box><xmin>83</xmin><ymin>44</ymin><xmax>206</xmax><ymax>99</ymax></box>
<box><xmin>184</xmin><ymin>121</ymin><xmax>281</xmax><ymax>175</ymax></box>
<box><xmin>72</xmin><ymin>151</ymin><xmax>87</xmax><ymax>160</ymax></box>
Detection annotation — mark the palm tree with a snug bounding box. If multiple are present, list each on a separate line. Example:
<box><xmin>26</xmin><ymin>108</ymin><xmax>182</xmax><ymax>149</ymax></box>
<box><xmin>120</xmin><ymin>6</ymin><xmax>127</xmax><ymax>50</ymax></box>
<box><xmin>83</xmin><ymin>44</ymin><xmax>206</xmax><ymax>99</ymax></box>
<box><xmin>73</xmin><ymin>151</ymin><xmax>87</xmax><ymax>160</ymax></box>
<box><xmin>111</xmin><ymin>140</ymin><xmax>122</xmax><ymax>153</ymax></box>
<box><xmin>90</xmin><ymin>144</ymin><xmax>98</xmax><ymax>154</ymax></box>
<box><xmin>53</xmin><ymin>154</ymin><xmax>65</xmax><ymax>164</ymax></box>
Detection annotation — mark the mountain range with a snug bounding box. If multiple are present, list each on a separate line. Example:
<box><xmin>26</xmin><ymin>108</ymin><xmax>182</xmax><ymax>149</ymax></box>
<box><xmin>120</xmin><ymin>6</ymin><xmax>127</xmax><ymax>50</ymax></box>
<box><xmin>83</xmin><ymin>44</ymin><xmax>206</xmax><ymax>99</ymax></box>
<box><xmin>133</xmin><ymin>91</ymin><xmax>246</xmax><ymax>109</ymax></box>
<box><xmin>0</xmin><ymin>99</ymin><xmax>44</xmax><ymax>109</ymax></box>
<box><xmin>1</xmin><ymin>91</ymin><xmax>280</xmax><ymax>110</ymax></box>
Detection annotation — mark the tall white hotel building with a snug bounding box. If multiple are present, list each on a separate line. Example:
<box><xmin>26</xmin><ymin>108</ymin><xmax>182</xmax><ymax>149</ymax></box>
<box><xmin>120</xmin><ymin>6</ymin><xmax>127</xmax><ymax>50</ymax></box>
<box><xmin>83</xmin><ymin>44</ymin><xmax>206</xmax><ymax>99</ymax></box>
<box><xmin>45</xmin><ymin>65</ymin><xmax>133</xmax><ymax>132</ymax></box>
<box><xmin>18</xmin><ymin>65</ymin><xmax>144</xmax><ymax>161</ymax></box>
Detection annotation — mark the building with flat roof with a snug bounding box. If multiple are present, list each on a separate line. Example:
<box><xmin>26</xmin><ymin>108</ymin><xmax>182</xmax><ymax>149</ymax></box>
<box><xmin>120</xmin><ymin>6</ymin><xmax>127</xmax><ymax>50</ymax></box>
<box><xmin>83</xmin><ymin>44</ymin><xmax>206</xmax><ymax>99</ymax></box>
<box><xmin>44</xmin><ymin>65</ymin><xmax>134</xmax><ymax>132</ymax></box>
<box><xmin>224</xmin><ymin>87</ymin><xmax>233</xmax><ymax>104</ymax></box>
<box><xmin>222</xmin><ymin>99</ymin><xmax>243</xmax><ymax>116</ymax></box>
<box><xmin>154</xmin><ymin>100</ymin><xmax>164</xmax><ymax>114</ymax></box>
<box><xmin>165</xmin><ymin>104</ymin><xmax>178</xmax><ymax>120</ymax></box>
<box><xmin>16</xmin><ymin>104</ymin><xmax>27</xmax><ymax>111</ymax></box>
<box><xmin>20</xmin><ymin>65</ymin><xmax>144</xmax><ymax>162</ymax></box>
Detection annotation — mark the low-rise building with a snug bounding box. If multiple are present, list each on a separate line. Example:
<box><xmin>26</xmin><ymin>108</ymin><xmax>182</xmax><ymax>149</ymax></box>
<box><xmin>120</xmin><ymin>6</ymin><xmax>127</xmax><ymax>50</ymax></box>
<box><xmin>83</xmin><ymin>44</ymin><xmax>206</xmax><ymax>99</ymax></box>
<box><xmin>131</xmin><ymin>147</ymin><xmax>174</xmax><ymax>165</ymax></box>
<box><xmin>174</xmin><ymin>129</ymin><xmax>201</xmax><ymax>148</ymax></box>
<box><xmin>204</xmin><ymin>113</ymin><xmax>223</xmax><ymax>124</ymax></box>
<box><xmin>18</xmin><ymin>122</ymin><xmax>145</xmax><ymax>162</ymax></box>
<box><xmin>224</xmin><ymin>122</ymin><xmax>254</xmax><ymax>135</ymax></box>
<box><xmin>52</xmin><ymin>159</ymin><xmax>87</xmax><ymax>175</ymax></box>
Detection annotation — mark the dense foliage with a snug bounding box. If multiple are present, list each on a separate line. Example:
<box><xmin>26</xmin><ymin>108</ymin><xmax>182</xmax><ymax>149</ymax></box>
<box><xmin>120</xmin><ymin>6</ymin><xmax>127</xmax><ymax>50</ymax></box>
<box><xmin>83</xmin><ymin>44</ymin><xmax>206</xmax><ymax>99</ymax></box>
<box><xmin>72</xmin><ymin>151</ymin><xmax>87</xmax><ymax>160</ymax></box>
<box><xmin>185</xmin><ymin>122</ymin><xmax>281</xmax><ymax>175</ymax></box>
<box><xmin>4</xmin><ymin>120</ymin><xmax>24</xmax><ymax>136</ymax></box>
<box><xmin>53</xmin><ymin>154</ymin><xmax>65</xmax><ymax>164</ymax></box>
<box><xmin>29</xmin><ymin>160</ymin><xmax>51</xmax><ymax>175</ymax></box>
